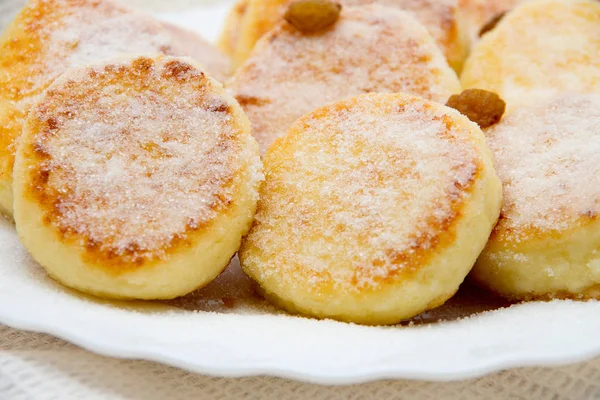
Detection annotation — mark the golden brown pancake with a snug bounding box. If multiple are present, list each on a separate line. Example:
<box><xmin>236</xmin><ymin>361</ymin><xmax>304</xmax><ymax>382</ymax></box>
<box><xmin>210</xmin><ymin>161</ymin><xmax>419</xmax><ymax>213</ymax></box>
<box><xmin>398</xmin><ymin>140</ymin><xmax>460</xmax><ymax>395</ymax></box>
<box><xmin>227</xmin><ymin>4</ymin><xmax>461</xmax><ymax>154</ymax></box>
<box><xmin>473</xmin><ymin>93</ymin><xmax>600</xmax><ymax>301</ymax></box>
<box><xmin>230</xmin><ymin>0</ymin><xmax>468</xmax><ymax>71</ymax></box>
<box><xmin>13</xmin><ymin>55</ymin><xmax>263</xmax><ymax>299</ymax></box>
<box><xmin>0</xmin><ymin>0</ymin><xmax>225</xmax><ymax>217</ymax></box>
<box><xmin>240</xmin><ymin>93</ymin><xmax>501</xmax><ymax>324</ymax></box>
<box><xmin>461</xmin><ymin>0</ymin><xmax>600</xmax><ymax>108</ymax></box>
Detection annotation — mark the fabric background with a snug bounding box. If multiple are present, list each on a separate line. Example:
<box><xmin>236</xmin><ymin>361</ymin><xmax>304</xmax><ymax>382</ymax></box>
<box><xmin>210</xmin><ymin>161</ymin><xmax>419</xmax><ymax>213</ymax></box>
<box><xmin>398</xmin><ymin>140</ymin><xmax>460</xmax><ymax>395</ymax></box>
<box><xmin>1</xmin><ymin>325</ymin><xmax>600</xmax><ymax>400</ymax></box>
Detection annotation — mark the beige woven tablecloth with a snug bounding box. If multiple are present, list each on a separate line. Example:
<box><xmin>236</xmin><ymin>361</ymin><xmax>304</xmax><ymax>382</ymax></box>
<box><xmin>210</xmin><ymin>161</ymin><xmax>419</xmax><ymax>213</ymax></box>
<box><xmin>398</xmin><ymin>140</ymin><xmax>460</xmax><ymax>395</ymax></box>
<box><xmin>1</xmin><ymin>0</ymin><xmax>600</xmax><ymax>398</ymax></box>
<box><xmin>1</xmin><ymin>324</ymin><xmax>599</xmax><ymax>400</ymax></box>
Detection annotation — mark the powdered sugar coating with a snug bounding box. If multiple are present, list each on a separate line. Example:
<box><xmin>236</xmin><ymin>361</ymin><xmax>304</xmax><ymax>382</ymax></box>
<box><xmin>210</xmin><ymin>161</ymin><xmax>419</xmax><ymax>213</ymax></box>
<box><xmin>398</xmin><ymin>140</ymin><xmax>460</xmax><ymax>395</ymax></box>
<box><xmin>461</xmin><ymin>0</ymin><xmax>600</xmax><ymax>107</ymax></box>
<box><xmin>24</xmin><ymin>56</ymin><xmax>257</xmax><ymax>266</ymax></box>
<box><xmin>242</xmin><ymin>94</ymin><xmax>482</xmax><ymax>291</ymax></box>
<box><xmin>10</xmin><ymin>0</ymin><xmax>227</xmax><ymax>89</ymax></box>
<box><xmin>228</xmin><ymin>4</ymin><xmax>461</xmax><ymax>153</ymax></box>
<box><xmin>349</xmin><ymin>0</ymin><xmax>462</xmax><ymax>62</ymax></box>
<box><xmin>486</xmin><ymin>93</ymin><xmax>600</xmax><ymax>241</ymax></box>
<box><xmin>234</xmin><ymin>0</ymin><xmax>464</xmax><ymax>69</ymax></box>
<box><xmin>0</xmin><ymin>0</ymin><xmax>229</xmax><ymax>215</ymax></box>
<box><xmin>9</xmin><ymin>0</ymin><xmax>177</xmax><ymax>95</ymax></box>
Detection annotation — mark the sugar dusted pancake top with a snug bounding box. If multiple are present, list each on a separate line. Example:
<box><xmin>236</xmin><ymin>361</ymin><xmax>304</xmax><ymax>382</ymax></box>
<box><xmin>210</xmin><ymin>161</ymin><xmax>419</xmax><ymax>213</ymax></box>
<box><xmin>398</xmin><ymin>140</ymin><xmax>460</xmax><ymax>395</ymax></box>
<box><xmin>228</xmin><ymin>4</ymin><xmax>461</xmax><ymax>153</ymax></box>
<box><xmin>21</xmin><ymin>56</ymin><xmax>253</xmax><ymax>269</ymax></box>
<box><xmin>235</xmin><ymin>0</ymin><xmax>465</xmax><ymax>69</ymax></box>
<box><xmin>359</xmin><ymin>0</ymin><xmax>463</xmax><ymax>66</ymax></box>
<box><xmin>486</xmin><ymin>93</ymin><xmax>600</xmax><ymax>243</ymax></box>
<box><xmin>0</xmin><ymin>0</ymin><xmax>219</xmax><ymax>214</ymax></box>
<box><xmin>0</xmin><ymin>0</ymin><xmax>175</xmax><ymax>93</ymax></box>
<box><xmin>461</xmin><ymin>0</ymin><xmax>600</xmax><ymax>105</ymax></box>
<box><xmin>244</xmin><ymin>94</ymin><xmax>483</xmax><ymax>292</ymax></box>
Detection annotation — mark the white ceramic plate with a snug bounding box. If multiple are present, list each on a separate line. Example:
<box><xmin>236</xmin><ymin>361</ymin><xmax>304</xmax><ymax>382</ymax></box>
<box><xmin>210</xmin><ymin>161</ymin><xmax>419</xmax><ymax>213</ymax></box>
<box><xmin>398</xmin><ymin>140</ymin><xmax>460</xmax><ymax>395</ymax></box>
<box><xmin>1</xmin><ymin>2</ymin><xmax>600</xmax><ymax>385</ymax></box>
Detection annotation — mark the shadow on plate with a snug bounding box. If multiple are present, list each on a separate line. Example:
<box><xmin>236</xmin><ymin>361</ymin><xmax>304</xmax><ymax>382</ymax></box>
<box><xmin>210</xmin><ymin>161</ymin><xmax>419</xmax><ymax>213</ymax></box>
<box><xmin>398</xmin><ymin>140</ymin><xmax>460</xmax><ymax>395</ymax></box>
<box><xmin>4</xmin><ymin>213</ymin><xmax>512</xmax><ymax>325</ymax></box>
<box><xmin>400</xmin><ymin>283</ymin><xmax>513</xmax><ymax>326</ymax></box>
<box><xmin>168</xmin><ymin>258</ymin><xmax>514</xmax><ymax>325</ymax></box>
<box><xmin>165</xmin><ymin>257</ymin><xmax>277</xmax><ymax>314</ymax></box>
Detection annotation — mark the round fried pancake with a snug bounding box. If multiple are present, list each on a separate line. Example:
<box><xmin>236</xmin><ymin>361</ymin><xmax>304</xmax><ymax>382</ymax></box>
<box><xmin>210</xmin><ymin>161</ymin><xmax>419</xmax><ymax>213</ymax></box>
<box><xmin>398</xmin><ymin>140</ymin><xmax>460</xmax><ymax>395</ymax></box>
<box><xmin>232</xmin><ymin>0</ymin><xmax>468</xmax><ymax>71</ymax></box>
<box><xmin>227</xmin><ymin>4</ymin><xmax>461</xmax><ymax>154</ymax></box>
<box><xmin>0</xmin><ymin>0</ymin><xmax>222</xmax><ymax>218</ymax></box>
<box><xmin>461</xmin><ymin>0</ymin><xmax>600</xmax><ymax>107</ymax></box>
<box><xmin>458</xmin><ymin>0</ymin><xmax>522</xmax><ymax>45</ymax></box>
<box><xmin>13</xmin><ymin>55</ymin><xmax>263</xmax><ymax>300</ymax></box>
<box><xmin>239</xmin><ymin>93</ymin><xmax>502</xmax><ymax>325</ymax></box>
<box><xmin>472</xmin><ymin>93</ymin><xmax>600</xmax><ymax>301</ymax></box>
<box><xmin>217</xmin><ymin>0</ymin><xmax>248</xmax><ymax>57</ymax></box>
<box><xmin>162</xmin><ymin>22</ymin><xmax>232</xmax><ymax>82</ymax></box>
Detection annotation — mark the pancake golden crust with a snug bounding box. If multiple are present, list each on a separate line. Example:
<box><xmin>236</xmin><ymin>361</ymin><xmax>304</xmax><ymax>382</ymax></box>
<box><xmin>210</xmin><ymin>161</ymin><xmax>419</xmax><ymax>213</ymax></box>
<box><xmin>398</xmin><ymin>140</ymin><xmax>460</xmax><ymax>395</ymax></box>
<box><xmin>231</xmin><ymin>0</ymin><xmax>467</xmax><ymax>71</ymax></box>
<box><xmin>240</xmin><ymin>93</ymin><xmax>502</xmax><ymax>325</ymax></box>
<box><xmin>14</xmin><ymin>55</ymin><xmax>263</xmax><ymax>299</ymax></box>
<box><xmin>0</xmin><ymin>0</ymin><xmax>222</xmax><ymax>217</ymax></box>
<box><xmin>228</xmin><ymin>4</ymin><xmax>461</xmax><ymax>154</ymax></box>
<box><xmin>460</xmin><ymin>0</ymin><xmax>600</xmax><ymax>107</ymax></box>
<box><xmin>472</xmin><ymin>93</ymin><xmax>600</xmax><ymax>301</ymax></box>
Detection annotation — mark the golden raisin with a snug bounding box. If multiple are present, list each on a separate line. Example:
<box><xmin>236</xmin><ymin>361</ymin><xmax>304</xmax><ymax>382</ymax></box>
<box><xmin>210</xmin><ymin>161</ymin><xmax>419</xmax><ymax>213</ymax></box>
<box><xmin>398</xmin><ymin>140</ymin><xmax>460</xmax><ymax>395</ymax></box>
<box><xmin>446</xmin><ymin>89</ymin><xmax>506</xmax><ymax>129</ymax></box>
<box><xmin>284</xmin><ymin>0</ymin><xmax>342</xmax><ymax>34</ymax></box>
<box><xmin>479</xmin><ymin>11</ymin><xmax>506</xmax><ymax>37</ymax></box>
